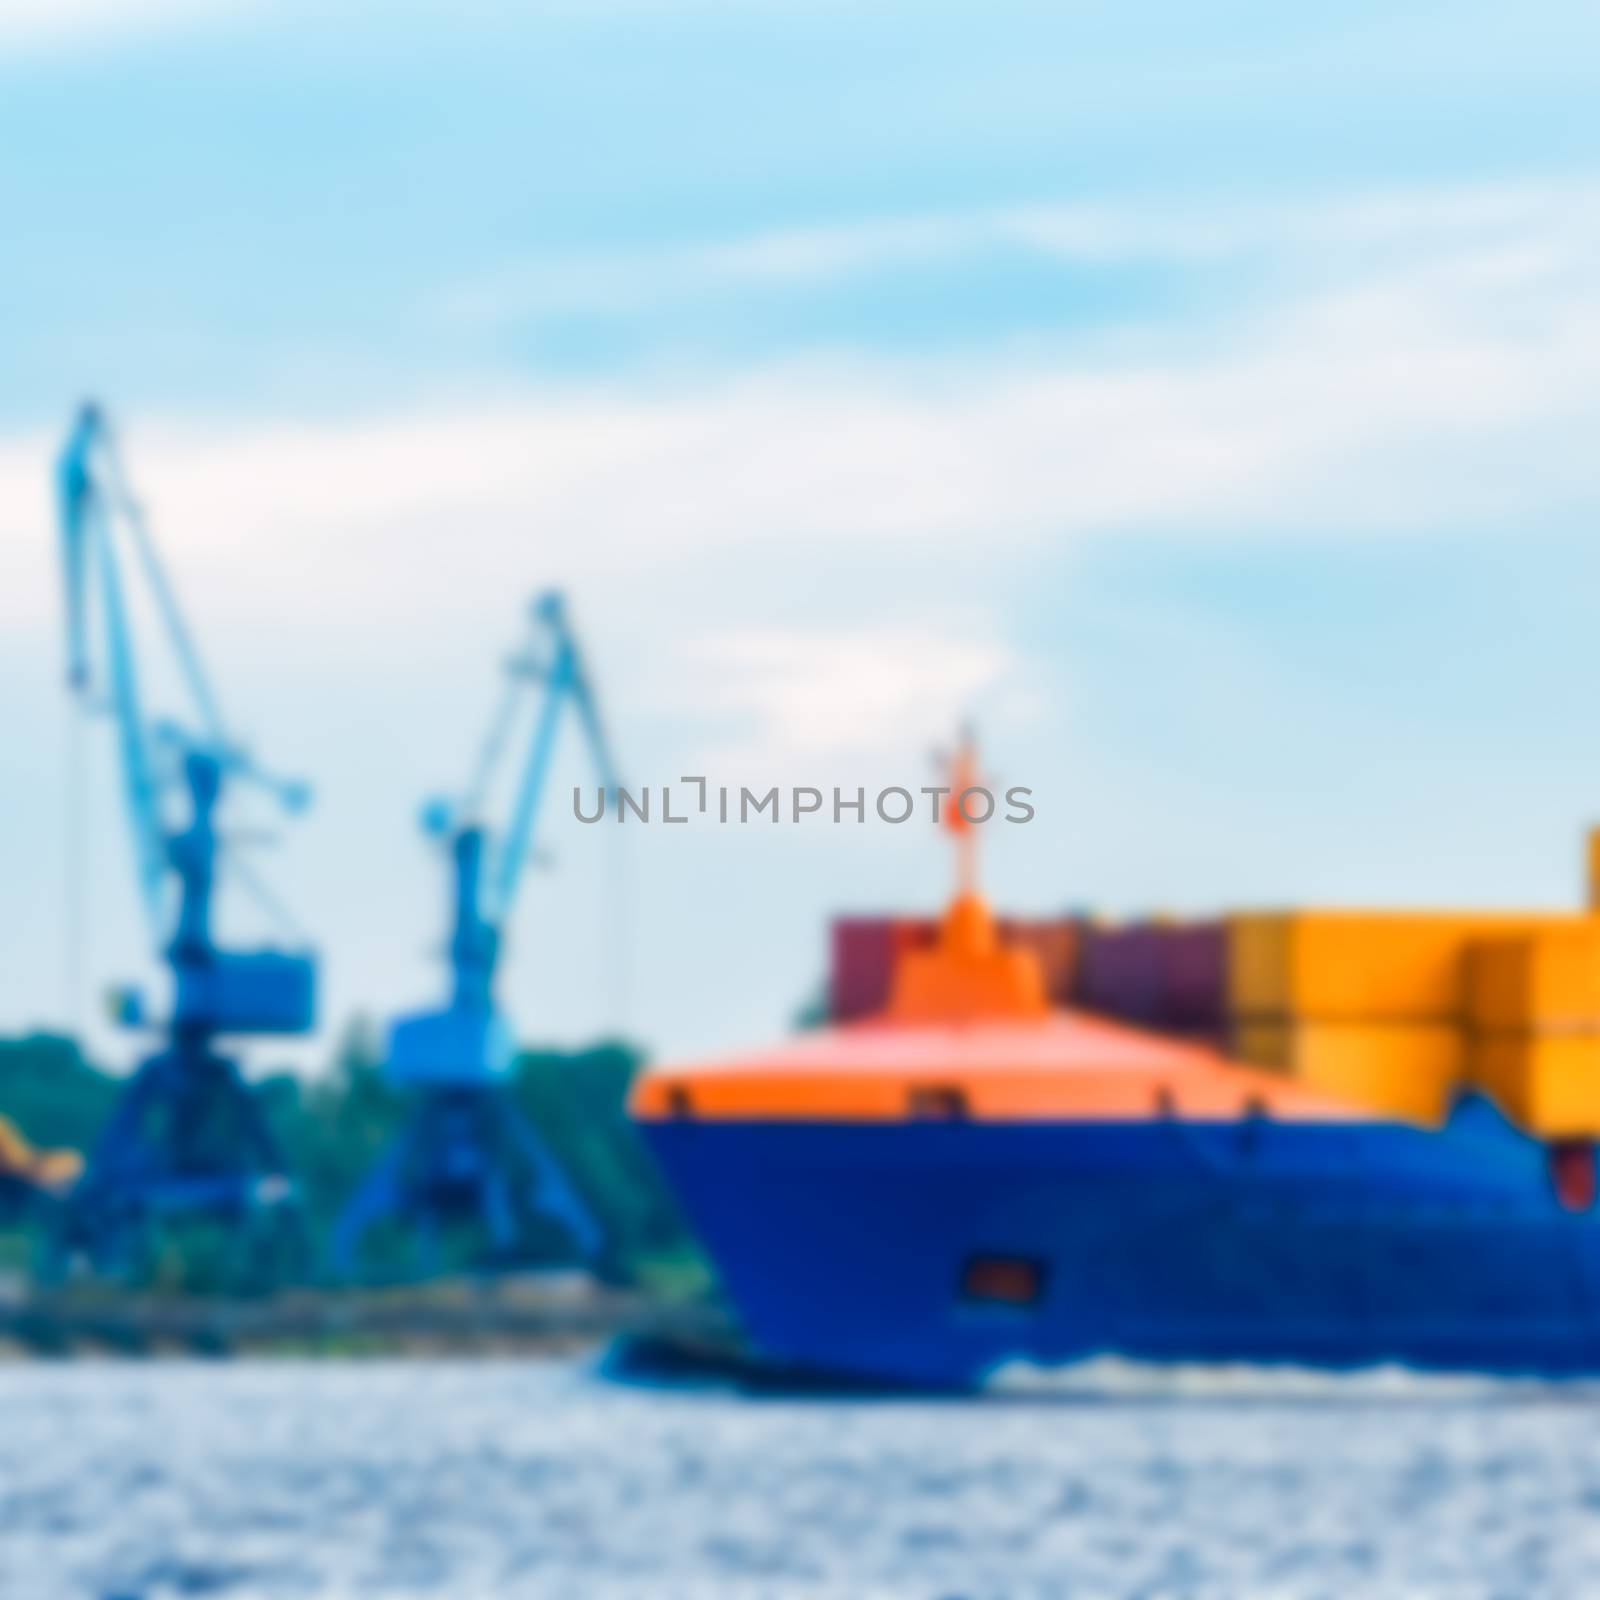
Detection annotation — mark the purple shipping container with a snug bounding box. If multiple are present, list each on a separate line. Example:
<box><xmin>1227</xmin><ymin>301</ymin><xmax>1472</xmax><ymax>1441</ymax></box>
<box><xmin>830</xmin><ymin>920</ymin><xmax>898</xmax><ymax>1023</ymax></box>
<box><xmin>829</xmin><ymin>918</ymin><xmax>941</xmax><ymax>1022</ymax></box>
<box><xmin>1078</xmin><ymin>925</ymin><xmax>1166</xmax><ymax>1024</ymax></box>
<box><xmin>1158</xmin><ymin>922</ymin><xmax>1228</xmax><ymax>1030</ymax></box>
<box><xmin>1078</xmin><ymin>920</ymin><xmax>1229</xmax><ymax>1035</ymax></box>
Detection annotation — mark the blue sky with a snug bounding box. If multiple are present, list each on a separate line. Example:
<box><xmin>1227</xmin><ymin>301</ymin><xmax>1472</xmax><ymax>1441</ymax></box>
<box><xmin>2</xmin><ymin>0</ymin><xmax>1599</xmax><ymax>1066</ymax></box>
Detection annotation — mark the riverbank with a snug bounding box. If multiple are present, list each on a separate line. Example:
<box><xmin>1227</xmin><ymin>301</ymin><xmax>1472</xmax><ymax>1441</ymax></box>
<box><xmin>0</xmin><ymin>1273</ymin><xmax>737</xmax><ymax>1360</ymax></box>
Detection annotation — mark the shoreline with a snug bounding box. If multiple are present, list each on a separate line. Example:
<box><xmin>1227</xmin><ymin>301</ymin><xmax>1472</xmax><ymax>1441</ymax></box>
<box><xmin>0</xmin><ymin>1275</ymin><xmax>739</xmax><ymax>1361</ymax></box>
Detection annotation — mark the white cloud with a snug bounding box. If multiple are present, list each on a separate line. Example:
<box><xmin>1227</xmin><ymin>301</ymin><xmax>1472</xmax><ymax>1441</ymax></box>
<box><xmin>4</xmin><ymin>175</ymin><xmax>1599</xmax><ymax>767</ymax></box>
<box><xmin>679</xmin><ymin>625</ymin><xmax>1018</xmax><ymax>770</ymax></box>
<box><xmin>16</xmin><ymin>237</ymin><xmax>1598</xmax><ymax>595</ymax></box>
<box><xmin>441</xmin><ymin>175</ymin><xmax>1600</xmax><ymax>325</ymax></box>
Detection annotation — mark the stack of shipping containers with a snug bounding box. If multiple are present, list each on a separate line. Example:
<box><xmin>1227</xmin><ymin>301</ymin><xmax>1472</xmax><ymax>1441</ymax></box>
<box><xmin>828</xmin><ymin>832</ymin><xmax>1600</xmax><ymax>1137</ymax></box>
<box><xmin>1230</xmin><ymin>914</ymin><xmax>1502</xmax><ymax>1122</ymax></box>
<box><xmin>1076</xmin><ymin>921</ymin><xmax>1228</xmax><ymax>1047</ymax></box>
<box><xmin>1466</xmin><ymin>923</ymin><xmax>1600</xmax><ymax>1135</ymax></box>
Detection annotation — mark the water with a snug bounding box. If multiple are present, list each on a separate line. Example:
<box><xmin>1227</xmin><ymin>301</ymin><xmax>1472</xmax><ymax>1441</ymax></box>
<box><xmin>5</xmin><ymin>1357</ymin><xmax>1600</xmax><ymax>1598</ymax></box>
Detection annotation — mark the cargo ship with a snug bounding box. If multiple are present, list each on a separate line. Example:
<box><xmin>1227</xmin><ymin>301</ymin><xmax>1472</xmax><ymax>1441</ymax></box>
<box><xmin>632</xmin><ymin>795</ymin><xmax>1600</xmax><ymax>1386</ymax></box>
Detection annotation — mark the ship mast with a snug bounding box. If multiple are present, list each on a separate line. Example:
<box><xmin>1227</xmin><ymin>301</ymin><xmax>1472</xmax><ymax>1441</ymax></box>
<box><xmin>943</xmin><ymin>722</ymin><xmax>983</xmax><ymax>900</ymax></box>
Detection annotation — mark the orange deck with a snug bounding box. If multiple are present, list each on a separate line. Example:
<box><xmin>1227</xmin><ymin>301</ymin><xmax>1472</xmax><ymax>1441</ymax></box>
<box><xmin>630</xmin><ymin>1009</ymin><xmax>1359</xmax><ymax>1124</ymax></box>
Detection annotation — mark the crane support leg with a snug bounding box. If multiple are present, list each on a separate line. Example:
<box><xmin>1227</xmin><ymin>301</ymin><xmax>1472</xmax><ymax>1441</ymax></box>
<box><xmin>331</xmin><ymin>1085</ymin><xmax>605</xmax><ymax>1280</ymax></box>
<box><xmin>56</xmin><ymin>1042</ymin><xmax>298</xmax><ymax>1277</ymax></box>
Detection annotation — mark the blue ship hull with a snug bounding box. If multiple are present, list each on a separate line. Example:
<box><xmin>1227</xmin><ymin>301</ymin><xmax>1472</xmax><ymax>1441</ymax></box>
<box><xmin>640</xmin><ymin>1097</ymin><xmax>1600</xmax><ymax>1386</ymax></box>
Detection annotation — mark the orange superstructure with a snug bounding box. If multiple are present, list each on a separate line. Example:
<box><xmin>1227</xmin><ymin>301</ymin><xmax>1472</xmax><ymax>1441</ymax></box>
<box><xmin>884</xmin><ymin>891</ymin><xmax>1049</xmax><ymax>1024</ymax></box>
<box><xmin>632</xmin><ymin>890</ymin><xmax>1353</xmax><ymax>1125</ymax></box>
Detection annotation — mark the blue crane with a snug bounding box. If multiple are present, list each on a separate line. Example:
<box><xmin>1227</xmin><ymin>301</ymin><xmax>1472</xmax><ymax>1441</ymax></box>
<box><xmin>332</xmin><ymin>591</ymin><xmax>618</xmax><ymax>1277</ymax></box>
<box><xmin>54</xmin><ymin>402</ymin><xmax>317</xmax><ymax>1276</ymax></box>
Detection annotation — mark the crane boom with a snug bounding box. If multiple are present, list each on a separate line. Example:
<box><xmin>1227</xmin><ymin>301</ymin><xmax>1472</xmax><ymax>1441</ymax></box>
<box><xmin>492</xmin><ymin>592</ymin><xmax>619</xmax><ymax>921</ymax></box>
<box><xmin>59</xmin><ymin>408</ymin><xmax>168</xmax><ymax>932</ymax></box>
<box><xmin>334</xmin><ymin>588</ymin><xmax>618</xmax><ymax>1276</ymax></box>
<box><xmin>51</xmin><ymin>401</ymin><xmax>318</xmax><ymax>1277</ymax></box>
<box><xmin>56</xmin><ymin>402</ymin><xmax>317</xmax><ymax>1031</ymax></box>
<box><xmin>387</xmin><ymin>590</ymin><xmax>618</xmax><ymax>1083</ymax></box>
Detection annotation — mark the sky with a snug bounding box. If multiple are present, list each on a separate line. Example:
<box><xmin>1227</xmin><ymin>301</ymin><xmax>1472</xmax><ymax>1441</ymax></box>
<box><xmin>1</xmin><ymin>0</ymin><xmax>1599</xmax><ymax>1069</ymax></box>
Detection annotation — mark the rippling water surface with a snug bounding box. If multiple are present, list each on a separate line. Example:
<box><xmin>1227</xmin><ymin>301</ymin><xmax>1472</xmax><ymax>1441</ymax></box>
<box><xmin>5</xmin><ymin>1357</ymin><xmax>1600</xmax><ymax>1598</ymax></box>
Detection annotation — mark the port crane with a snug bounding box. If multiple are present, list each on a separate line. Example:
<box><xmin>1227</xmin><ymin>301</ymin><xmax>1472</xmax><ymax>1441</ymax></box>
<box><xmin>332</xmin><ymin>591</ymin><xmax>616</xmax><ymax>1276</ymax></box>
<box><xmin>54</xmin><ymin>403</ymin><xmax>317</xmax><ymax>1275</ymax></box>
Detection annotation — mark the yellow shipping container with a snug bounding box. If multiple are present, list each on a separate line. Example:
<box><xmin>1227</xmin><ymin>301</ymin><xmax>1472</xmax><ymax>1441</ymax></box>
<box><xmin>1228</xmin><ymin>911</ymin><xmax>1569</xmax><ymax>1024</ymax></box>
<box><xmin>1468</xmin><ymin>1034</ymin><xmax>1600</xmax><ymax>1138</ymax></box>
<box><xmin>1233</xmin><ymin>1020</ymin><xmax>1463</xmax><ymax>1125</ymax></box>
<box><xmin>1466</xmin><ymin>923</ymin><xmax>1600</xmax><ymax>1033</ymax></box>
